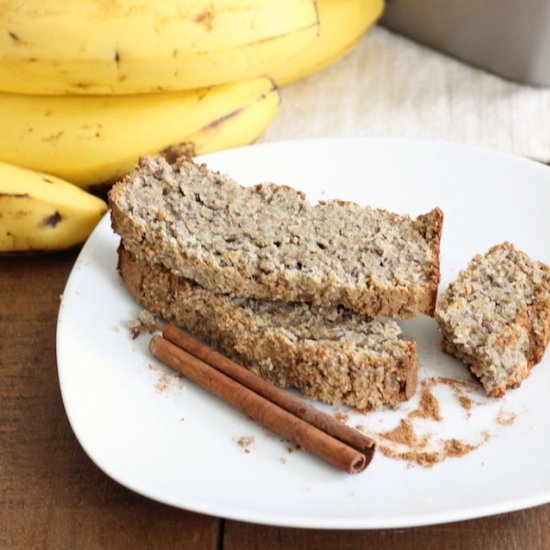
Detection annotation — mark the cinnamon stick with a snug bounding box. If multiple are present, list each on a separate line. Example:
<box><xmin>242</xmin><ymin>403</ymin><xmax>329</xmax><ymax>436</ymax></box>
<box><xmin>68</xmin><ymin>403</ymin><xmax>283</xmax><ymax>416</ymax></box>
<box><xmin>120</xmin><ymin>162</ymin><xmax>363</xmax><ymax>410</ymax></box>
<box><xmin>163</xmin><ymin>324</ymin><xmax>376</xmax><ymax>458</ymax></box>
<box><xmin>150</xmin><ymin>335</ymin><xmax>372</xmax><ymax>473</ymax></box>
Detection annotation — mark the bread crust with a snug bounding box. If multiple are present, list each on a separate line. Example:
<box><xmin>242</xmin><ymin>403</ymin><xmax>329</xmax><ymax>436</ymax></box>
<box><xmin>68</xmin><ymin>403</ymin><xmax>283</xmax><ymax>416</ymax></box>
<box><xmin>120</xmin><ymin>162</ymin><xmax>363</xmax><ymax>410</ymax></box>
<box><xmin>418</xmin><ymin>208</ymin><xmax>444</xmax><ymax>316</ymax></box>
<box><xmin>118</xmin><ymin>244</ymin><xmax>418</xmax><ymax>410</ymax></box>
<box><xmin>109</xmin><ymin>155</ymin><xmax>443</xmax><ymax>319</ymax></box>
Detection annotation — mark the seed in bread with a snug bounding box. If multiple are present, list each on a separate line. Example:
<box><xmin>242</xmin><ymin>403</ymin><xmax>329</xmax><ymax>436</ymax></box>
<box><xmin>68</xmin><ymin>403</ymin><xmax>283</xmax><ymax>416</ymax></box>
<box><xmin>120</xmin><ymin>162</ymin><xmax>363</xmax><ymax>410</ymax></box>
<box><xmin>118</xmin><ymin>244</ymin><xmax>419</xmax><ymax>411</ymax></box>
<box><xmin>109</xmin><ymin>155</ymin><xmax>443</xmax><ymax>319</ymax></box>
<box><xmin>436</xmin><ymin>242</ymin><xmax>550</xmax><ymax>397</ymax></box>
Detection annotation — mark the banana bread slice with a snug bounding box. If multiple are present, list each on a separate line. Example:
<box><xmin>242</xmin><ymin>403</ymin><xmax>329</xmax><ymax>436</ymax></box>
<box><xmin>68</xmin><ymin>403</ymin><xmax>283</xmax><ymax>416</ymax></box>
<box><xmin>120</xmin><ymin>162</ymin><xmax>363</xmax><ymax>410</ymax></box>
<box><xmin>436</xmin><ymin>242</ymin><xmax>550</xmax><ymax>397</ymax></box>
<box><xmin>109</xmin><ymin>155</ymin><xmax>443</xmax><ymax>319</ymax></box>
<box><xmin>118</xmin><ymin>244</ymin><xmax>418</xmax><ymax>410</ymax></box>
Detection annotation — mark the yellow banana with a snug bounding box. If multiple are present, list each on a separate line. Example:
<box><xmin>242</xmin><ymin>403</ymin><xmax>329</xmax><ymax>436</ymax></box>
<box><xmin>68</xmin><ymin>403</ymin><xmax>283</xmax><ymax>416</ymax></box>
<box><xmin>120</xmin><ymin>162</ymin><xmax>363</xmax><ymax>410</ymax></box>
<box><xmin>0</xmin><ymin>77</ymin><xmax>279</xmax><ymax>188</ymax></box>
<box><xmin>0</xmin><ymin>162</ymin><xmax>107</xmax><ymax>252</ymax></box>
<box><xmin>270</xmin><ymin>0</ymin><xmax>384</xmax><ymax>86</ymax></box>
<box><xmin>0</xmin><ymin>0</ymin><xmax>319</xmax><ymax>95</ymax></box>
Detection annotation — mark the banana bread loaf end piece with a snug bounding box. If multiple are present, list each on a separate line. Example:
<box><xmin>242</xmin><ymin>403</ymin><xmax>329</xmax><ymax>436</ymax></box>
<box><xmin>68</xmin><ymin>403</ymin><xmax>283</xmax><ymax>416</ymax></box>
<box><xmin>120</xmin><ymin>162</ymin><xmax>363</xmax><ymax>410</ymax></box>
<box><xmin>436</xmin><ymin>242</ymin><xmax>550</xmax><ymax>397</ymax></box>
<box><xmin>118</xmin><ymin>244</ymin><xmax>418</xmax><ymax>411</ymax></box>
<box><xmin>109</xmin><ymin>155</ymin><xmax>443</xmax><ymax>319</ymax></box>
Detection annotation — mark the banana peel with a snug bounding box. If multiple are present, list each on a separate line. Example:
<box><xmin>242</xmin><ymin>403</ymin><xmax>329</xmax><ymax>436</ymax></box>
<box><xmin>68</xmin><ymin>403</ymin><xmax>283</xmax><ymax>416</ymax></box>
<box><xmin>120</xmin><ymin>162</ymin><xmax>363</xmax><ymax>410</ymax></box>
<box><xmin>0</xmin><ymin>161</ymin><xmax>107</xmax><ymax>252</ymax></box>
<box><xmin>0</xmin><ymin>0</ymin><xmax>318</xmax><ymax>95</ymax></box>
<box><xmin>0</xmin><ymin>77</ymin><xmax>279</xmax><ymax>188</ymax></box>
<box><xmin>271</xmin><ymin>0</ymin><xmax>384</xmax><ymax>86</ymax></box>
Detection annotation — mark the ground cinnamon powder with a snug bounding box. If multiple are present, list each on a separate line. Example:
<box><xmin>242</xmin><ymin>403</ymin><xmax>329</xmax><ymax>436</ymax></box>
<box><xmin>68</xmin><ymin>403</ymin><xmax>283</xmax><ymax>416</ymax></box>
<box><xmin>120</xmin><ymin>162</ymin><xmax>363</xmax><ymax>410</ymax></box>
<box><xmin>443</xmin><ymin>438</ymin><xmax>476</xmax><ymax>458</ymax></box>
<box><xmin>378</xmin><ymin>438</ymin><xmax>480</xmax><ymax>467</ymax></box>
<box><xmin>357</xmin><ymin>377</ymin><xmax>495</xmax><ymax>468</ymax></box>
<box><xmin>408</xmin><ymin>389</ymin><xmax>442</xmax><ymax>422</ymax></box>
<box><xmin>379</xmin><ymin>446</ymin><xmax>441</xmax><ymax>467</ymax></box>
<box><xmin>380</xmin><ymin>419</ymin><xmax>429</xmax><ymax>447</ymax></box>
<box><xmin>496</xmin><ymin>408</ymin><xmax>516</xmax><ymax>426</ymax></box>
<box><xmin>458</xmin><ymin>395</ymin><xmax>473</xmax><ymax>411</ymax></box>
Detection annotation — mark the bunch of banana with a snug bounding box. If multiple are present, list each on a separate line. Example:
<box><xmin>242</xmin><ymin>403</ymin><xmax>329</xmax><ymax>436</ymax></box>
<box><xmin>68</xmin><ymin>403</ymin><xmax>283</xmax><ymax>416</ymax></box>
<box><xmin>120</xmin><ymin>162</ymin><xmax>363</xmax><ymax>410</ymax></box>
<box><xmin>0</xmin><ymin>0</ymin><xmax>319</xmax><ymax>95</ymax></box>
<box><xmin>0</xmin><ymin>0</ymin><xmax>383</xmax><ymax>252</ymax></box>
<box><xmin>0</xmin><ymin>78</ymin><xmax>279</xmax><ymax>188</ymax></box>
<box><xmin>0</xmin><ymin>162</ymin><xmax>107</xmax><ymax>252</ymax></box>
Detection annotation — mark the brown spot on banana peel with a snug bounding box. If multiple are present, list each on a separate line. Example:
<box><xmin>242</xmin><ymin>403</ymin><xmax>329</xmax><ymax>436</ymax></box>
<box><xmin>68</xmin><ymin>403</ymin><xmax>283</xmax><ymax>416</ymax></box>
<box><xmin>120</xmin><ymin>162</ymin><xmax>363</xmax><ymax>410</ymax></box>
<box><xmin>114</xmin><ymin>49</ymin><xmax>120</xmax><ymax>64</ymax></box>
<box><xmin>42</xmin><ymin>211</ymin><xmax>62</xmax><ymax>228</ymax></box>
<box><xmin>266</xmin><ymin>77</ymin><xmax>278</xmax><ymax>94</ymax></box>
<box><xmin>312</xmin><ymin>0</ymin><xmax>321</xmax><ymax>37</ymax></box>
<box><xmin>3</xmin><ymin>210</ymin><xmax>30</xmax><ymax>219</ymax></box>
<box><xmin>204</xmin><ymin>106</ymin><xmax>245</xmax><ymax>130</ymax></box>
<box><xmin>42</xmin><ymin>131</ymin><xmax>64</xmax><ymax>143</ymax></box>
<box><xmin>262</xmin><ymin>78</ymin><xmax>280</xmax><ymax>105</ymax></box>
<box><xmin>0</xmin><ymin>193</ymin><xmax>29</xmax><ymax>198</ymax></box>
<box><xmin>197</xmin><ymin>89</ymin><xmax>210</xmax><ymax>101</ymax></box>
<box><xmin>7</xmin><ymin>30</ymin><xmax>28</xmax><ymax>46</ymax></box>
<box><xmin>194</xmin><ymin>10</ymin><xmax>215</xmax><ymax>31</ymax></box>
<box><xmin>247</xmin><ymin>20</ymin><xmax>319</xmax><ymax>48</ymax></box>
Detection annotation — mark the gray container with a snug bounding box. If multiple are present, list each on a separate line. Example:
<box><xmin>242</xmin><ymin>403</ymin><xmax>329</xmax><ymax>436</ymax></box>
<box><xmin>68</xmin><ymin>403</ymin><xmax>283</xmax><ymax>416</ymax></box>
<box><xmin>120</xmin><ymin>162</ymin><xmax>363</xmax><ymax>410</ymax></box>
<box><xmin>381</xmin><ymin>0</ymin><xmax>550</xmax><ymax>87</ymax></box>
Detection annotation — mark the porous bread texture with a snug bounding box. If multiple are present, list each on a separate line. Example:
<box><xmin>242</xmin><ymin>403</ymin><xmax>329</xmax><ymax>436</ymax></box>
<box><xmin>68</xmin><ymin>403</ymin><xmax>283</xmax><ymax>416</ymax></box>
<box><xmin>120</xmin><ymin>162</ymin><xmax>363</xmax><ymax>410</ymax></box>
<box><xmin>109</xmin><ymin>155</ymin><xmax>443</xmax><ymax>319</ymax></box>
<box><xmin>436</xmin><ymin>242</ymin><xmax>550</xmax><ymax>397</ymax></box>
<box><xmin>118</xmin><ymin>244</ymin><xmax>418</xmax><ymax>411</ymax></box>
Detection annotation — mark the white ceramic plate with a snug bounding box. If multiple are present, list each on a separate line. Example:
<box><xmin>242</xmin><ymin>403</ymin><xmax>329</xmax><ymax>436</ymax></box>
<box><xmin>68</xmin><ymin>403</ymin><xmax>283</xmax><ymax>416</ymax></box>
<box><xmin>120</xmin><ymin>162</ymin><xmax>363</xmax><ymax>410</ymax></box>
<box><xmin>57</xmin><ymin>138</ymin><xmax>550</xmax><ymax>529</ymax></box>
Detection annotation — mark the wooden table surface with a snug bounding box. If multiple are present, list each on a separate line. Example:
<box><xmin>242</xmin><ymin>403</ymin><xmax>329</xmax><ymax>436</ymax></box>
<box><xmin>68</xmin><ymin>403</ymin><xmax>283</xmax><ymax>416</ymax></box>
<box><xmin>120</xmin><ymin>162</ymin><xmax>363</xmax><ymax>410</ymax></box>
<box><xmin>1</xmin><ymin>251</ymin><xmax>549</xmax><ymax>549</ymax></box>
